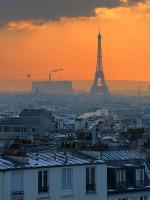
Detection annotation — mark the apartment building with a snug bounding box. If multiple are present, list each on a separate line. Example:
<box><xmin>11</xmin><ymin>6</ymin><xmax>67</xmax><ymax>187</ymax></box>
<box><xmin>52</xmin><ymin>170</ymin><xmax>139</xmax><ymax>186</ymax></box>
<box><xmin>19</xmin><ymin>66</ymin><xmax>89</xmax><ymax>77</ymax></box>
<box><xmin>0</xmin><ymin>150</ymin><xmax>107</xmax><ymax>200</ymax></box>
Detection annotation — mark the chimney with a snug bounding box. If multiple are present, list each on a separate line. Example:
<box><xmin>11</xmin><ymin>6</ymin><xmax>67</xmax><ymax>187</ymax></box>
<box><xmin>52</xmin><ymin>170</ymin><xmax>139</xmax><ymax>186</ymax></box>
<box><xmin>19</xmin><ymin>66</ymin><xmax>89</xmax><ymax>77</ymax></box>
<box><xmin>3</xmin><ymin>144</ymin><xmax>28</xmax><ymax>164</ymax></box>
<box><xmin>49</xmin><ymin>73</ymin><xmax>52</xmax><ymax>82</ymax></box>
<box><xmin>92</xmin><ymin>125</ymin><xmax>97</xmax><ymax>146</ymax></box>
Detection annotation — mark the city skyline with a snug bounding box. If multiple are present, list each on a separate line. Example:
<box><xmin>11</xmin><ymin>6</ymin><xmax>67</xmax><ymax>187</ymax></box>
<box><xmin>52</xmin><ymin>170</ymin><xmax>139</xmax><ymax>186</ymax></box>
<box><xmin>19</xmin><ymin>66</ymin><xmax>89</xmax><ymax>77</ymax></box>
<box><xmin>0</xmin><ymin>0</ymin><xmax>150</xmax><ymax>81</ymax></box>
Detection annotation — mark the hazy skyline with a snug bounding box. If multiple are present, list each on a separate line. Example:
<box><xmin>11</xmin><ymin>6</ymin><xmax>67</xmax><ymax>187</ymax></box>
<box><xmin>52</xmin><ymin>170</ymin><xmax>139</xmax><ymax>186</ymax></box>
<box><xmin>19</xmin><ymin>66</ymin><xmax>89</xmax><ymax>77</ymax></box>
<box><xmin>0</xmin><ymin>0</ymin><xmax>150</xmax><ymax>81</ymax></box>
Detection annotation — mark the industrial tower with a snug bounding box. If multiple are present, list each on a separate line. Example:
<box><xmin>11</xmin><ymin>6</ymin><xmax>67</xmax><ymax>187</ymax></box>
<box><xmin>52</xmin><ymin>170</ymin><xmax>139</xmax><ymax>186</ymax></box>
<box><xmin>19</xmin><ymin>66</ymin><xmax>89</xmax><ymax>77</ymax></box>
<box><xmin>90</xmin><ymin>31</ymin><xmax>109</xmax><ymax>95</ymax></box>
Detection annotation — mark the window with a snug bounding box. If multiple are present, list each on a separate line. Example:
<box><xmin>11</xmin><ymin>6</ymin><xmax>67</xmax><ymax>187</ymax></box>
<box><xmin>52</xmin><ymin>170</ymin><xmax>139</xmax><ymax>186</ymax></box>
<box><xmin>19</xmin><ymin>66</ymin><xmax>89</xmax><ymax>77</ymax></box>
<box><xmin>136</xmin><ymin>168</ymin><xmax>144</xmax><ymax>186</ymax></box>
<box><xmin>4</xmin><ymin>126</ymin><xmax>10</xmax><ymax>132</ymax></box>
<box><xmin>140</xmin><ymin>196</ymin><xmax>148</xmax><ymax>200</ymax></box>
<box><xmin>12</xmin><ymin>171</ymin><xmax>23</xmax><ymax>192</ymax></box>
<box><xmin>24</xmin><ymin>127</ymin><xmax>28</xmax><ymax>132</ymax></box>
<box><xmin>32</xmin><ymin>128</ymin><xmax>36</xmax><ymax>132</ymax></box>
<box><xmin>14</xmin><ymin>127</ymin><xmax>20</xmax><ymax>132</ymax></box>
<box><xmin>38</xmin><ymin>171</ymin><xmax>48</xmax><ymax>193</ymax></box>
<box><xmin>86</xmin><ymin>167</ymin><xmax>96</xmax><ymax>193</ymax></box>
<box><xmin>62</xmin><ymin>168</ymin><xmax>73</xmax><ymax>189</ymax></box>
<box><xmin>116</xmin><ymin>170</ymin><xmax>126</xmax><ymax>187</ymax></box>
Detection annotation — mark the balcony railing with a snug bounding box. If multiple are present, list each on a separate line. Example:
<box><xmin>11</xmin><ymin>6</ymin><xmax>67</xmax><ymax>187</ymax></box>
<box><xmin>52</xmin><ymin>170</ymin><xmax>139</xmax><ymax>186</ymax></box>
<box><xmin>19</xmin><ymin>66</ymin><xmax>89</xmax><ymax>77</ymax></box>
<box><xmin>86</xmin><ymin>183</ymin><xmax>96</xmax><ymax>193</ymax></box>
<box><xmin>11</xmin><ymin>191</ymin><xmax>24</xmax><ymax>200</ymax></box>
<box><xmin>116</xmin><ymin>181</ymin><xmax>127</xmax><ymax>188</ymax></box>
<box><xmin>38</xmin><ymin>186</ymin><xmax>49</xmax><ymax>193</ymax></box>
<box><xmin>136</xmin><ymin>180</ymin><xmax>145</xmax><ymax>187</ymax></box>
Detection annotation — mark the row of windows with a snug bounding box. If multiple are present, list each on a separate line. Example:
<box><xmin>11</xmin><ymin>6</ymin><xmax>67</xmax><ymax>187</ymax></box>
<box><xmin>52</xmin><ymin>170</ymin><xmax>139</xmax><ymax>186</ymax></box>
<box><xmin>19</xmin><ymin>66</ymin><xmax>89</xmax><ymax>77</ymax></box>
<box><xmin>0</xmin><ymin>126</ymin><xmax>36</xmax><ymax>133</ymax></box>
<box><xmin>11</xmin><ymin>169</ymin><xmax>148</xmax><ymax>198</ymax></box>
<box><xmin>116</xmin><ymin>168</ymin><xmax>145</xmax><ymax>187</ymax></box>
<box><xmin>118</xmin><ymin>196</ymin><xmax>148</xmax><ymax>200</ymax></box>
<box><xmin>38</xmin><ymin>167</ymin><xmax>96</xmax><ymax>194</ymax></box>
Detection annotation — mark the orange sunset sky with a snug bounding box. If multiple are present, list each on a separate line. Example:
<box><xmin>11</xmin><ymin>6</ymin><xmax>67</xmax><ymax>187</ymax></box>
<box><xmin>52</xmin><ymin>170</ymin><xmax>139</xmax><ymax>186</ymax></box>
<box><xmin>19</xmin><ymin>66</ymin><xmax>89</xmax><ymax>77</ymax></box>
<box><xmin>0</xmin><ymin>0</ymin><xmax>150</xmax><ymax>81</ymax></box>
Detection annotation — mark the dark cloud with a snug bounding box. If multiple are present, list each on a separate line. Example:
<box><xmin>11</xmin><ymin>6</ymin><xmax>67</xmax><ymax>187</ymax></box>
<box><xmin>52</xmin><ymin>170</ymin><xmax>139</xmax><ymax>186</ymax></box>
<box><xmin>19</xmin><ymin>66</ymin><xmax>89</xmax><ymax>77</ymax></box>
<box><xmin>0</xmin><ymin>0</ymin><xmax>146</xmax><ymax>26</ymax></box>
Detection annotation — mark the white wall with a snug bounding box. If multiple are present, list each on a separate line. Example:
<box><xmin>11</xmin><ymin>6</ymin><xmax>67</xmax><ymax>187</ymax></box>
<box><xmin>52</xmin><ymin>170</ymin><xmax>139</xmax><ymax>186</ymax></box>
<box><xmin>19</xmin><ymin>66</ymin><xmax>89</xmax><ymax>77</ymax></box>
<box><xmin>1</xmin><ymin>164</ymin><xmax>150</xmax><ymax>200</ymax></box>
<box><xmin>0</xmin><ymin>171</ymin><xmax>12</xmax><ymax>200</ymax></box>
<box><xmin>48</xmin><ymin>164</ymin><xmax>107</xmax><ymax>200</ymax></box>
<box><xmin>24</xmin><ymin>169</ymin><xmax>37</xmax><ymax>200</ymax></box>
<box><xmin>0</xmin><ymin>172</ymin><xmax>4</xmax><ymax>200</ymax></box>
<box><xmin>0</xmin><ymin>163</ymin><xmax>107</xmax><ymax>200</ymax></box>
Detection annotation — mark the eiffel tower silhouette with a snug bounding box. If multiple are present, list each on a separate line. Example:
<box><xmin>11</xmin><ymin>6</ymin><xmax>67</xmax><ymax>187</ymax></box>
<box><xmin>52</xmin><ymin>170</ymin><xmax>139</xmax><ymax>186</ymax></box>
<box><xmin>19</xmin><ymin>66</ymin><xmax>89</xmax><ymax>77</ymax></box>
<box><xmin>90</xmin><ymin>31</ymin><xmax>109</xmax><ymax>95</ymax></box>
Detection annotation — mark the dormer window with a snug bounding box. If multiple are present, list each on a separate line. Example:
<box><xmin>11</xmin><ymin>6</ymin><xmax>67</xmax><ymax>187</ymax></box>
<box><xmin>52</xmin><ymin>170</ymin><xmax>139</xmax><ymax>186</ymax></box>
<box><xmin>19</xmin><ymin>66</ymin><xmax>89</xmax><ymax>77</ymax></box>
<box><xmin>135</xmin><ymin>168</ymin><xmax>145</xmax><ymax>186</ymax></box>
<box><xmin>116</xmin><ymin>170</ymin><xmax>126</xmax><ymax>187</ymax></box>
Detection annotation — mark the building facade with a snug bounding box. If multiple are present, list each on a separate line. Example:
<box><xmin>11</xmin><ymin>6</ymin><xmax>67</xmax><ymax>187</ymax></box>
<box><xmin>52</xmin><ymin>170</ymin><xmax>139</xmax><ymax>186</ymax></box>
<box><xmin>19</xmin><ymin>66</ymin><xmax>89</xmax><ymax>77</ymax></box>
<box><xmin>0</xmin><ymin>151</ymin><xmax>107</xmax><ymax>200</ymax></box>
<box><xmin>32</xmin><ymin>80</ymin><xmax>73</xmax><ymax>95</ymax></box>
<box><xmin>0</xmin><ymin>149</ymin><xmax>150</xmax><ymax>200</ymax></box>
<box><xmin>0</xmin><ymin>109</ymin><xmax>53</xmax><ymax>141</ymax></box>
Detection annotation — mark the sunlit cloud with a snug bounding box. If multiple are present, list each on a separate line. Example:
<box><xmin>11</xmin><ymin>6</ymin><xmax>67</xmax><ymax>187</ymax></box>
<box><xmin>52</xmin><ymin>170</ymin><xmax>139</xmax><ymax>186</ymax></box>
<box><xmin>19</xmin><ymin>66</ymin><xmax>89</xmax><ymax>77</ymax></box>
<box><xmin>94</xmin><ymin>0</ymin><xmax>150</xmax><ymax>21</ymax></box>
<box><xmin>2</xmin><ymin>0</ymin><xmax>149</xmax><ymax>31</ymax></box>
<box><xmin>120</xmin><ymin>0</ymin><xmax>128</xmax><ymax>3</ymax></box>
<box><xmin>6</xmin><ymin>20</ymin><xmax>47</xmax><ymax>31</ymax></box>
<box><xmin>95</xmin><ymin>8</ymin><xmax>120</xmax><ymax>20</ymax></box>
<box><xmin>132</xmin><ymin>0</ymin><xmax>150</xmax><ymax>19</ymax></box>
<box><xmin>0</xmin><ymin>0</ymin><xmax>148</xmax><ymax>31</ymax></box>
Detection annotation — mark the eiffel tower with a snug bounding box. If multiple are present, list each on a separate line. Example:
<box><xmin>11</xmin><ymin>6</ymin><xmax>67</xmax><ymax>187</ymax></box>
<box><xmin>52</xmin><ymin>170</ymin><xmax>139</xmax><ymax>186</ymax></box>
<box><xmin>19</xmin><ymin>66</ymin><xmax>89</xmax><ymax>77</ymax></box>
<box><xmin>90</xmin><ymin>31</ymin><xmax>109</xmax><ymax>95</ymax></box>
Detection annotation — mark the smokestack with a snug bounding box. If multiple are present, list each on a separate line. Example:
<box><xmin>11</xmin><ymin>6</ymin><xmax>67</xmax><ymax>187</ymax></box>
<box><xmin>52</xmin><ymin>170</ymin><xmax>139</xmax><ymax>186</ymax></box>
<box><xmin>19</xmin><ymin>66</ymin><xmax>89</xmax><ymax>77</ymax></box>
<box><xmin>49</xmin><ymin>73</ymin><xmax>52</xmax><ymax>82</ymax></box>
<box><xmin>92</xmin><ymin>125</ymin><xmax>97</xmax><ymax>146</ymax></box>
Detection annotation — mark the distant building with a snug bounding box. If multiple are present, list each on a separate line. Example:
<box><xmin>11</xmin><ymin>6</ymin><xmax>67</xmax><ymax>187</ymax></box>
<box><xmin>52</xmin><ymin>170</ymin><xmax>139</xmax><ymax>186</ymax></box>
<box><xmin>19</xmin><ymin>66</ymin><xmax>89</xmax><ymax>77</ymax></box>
<box><xmin>55</xmin><ymin>114</ymin><xmax>76</xmax><ymax>130</ymax></box>
<box><xmin>32</xmin><ymin>80</ymin><xmax>73</xmax><ymax>95</ymax></box>
<box><xmin>0</xmin><ymin>109</ymin><xmax>53</xmax><ymax>140</ymax></box>
<box><xmin>20</xmin><ymin>109</ymin><xmax>53</xmax><ymax>133</ymax></box>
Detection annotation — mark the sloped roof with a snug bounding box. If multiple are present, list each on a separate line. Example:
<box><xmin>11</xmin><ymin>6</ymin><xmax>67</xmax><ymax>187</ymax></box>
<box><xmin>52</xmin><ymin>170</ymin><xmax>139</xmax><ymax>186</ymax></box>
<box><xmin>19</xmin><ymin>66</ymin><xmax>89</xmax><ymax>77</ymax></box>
<box><xmin>101</xmin><ymin>150</ymin><xmax>144</xmax><ymax>161</ymax></box>
<box><xmin>20</xmin><ymin>109</ymin><xmax>48</xmax><ymax>117</ymax></box>
<box><xmin>0</xmin><ymin>150</ymin><xmax>104</xmax><ymax>171</ymax></box>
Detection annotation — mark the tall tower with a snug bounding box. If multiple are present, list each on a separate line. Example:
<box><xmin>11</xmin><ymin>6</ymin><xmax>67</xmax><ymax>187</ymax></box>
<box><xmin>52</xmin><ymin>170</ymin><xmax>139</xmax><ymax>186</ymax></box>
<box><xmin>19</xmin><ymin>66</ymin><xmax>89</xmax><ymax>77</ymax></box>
<box><xmin>90</xmin><ymin>31</ymin><xmax>109</xmax><ymax>95</ymax></box>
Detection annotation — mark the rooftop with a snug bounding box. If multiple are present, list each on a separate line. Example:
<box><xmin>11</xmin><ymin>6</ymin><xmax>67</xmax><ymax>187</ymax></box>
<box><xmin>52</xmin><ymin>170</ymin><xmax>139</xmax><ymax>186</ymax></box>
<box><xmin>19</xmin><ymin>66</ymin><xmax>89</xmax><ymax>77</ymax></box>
<box><xmin>101</xmin><ymin>150</ymin><xmax>144</xmax><ymax>161</ymax></box>
<box><xmin>0</xmin><ymin>149</ymin><xmax>146</xmax><ymax>171</ymax></box>
<box><xmin>0</xmin><ymin>150</ymin><xmax>104</xmax><ymax>171</ymax></box>
<box><xmin>20</xmin><ymin>109</ymin><xmax>48</xmax><ymax>117</ymax></box>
